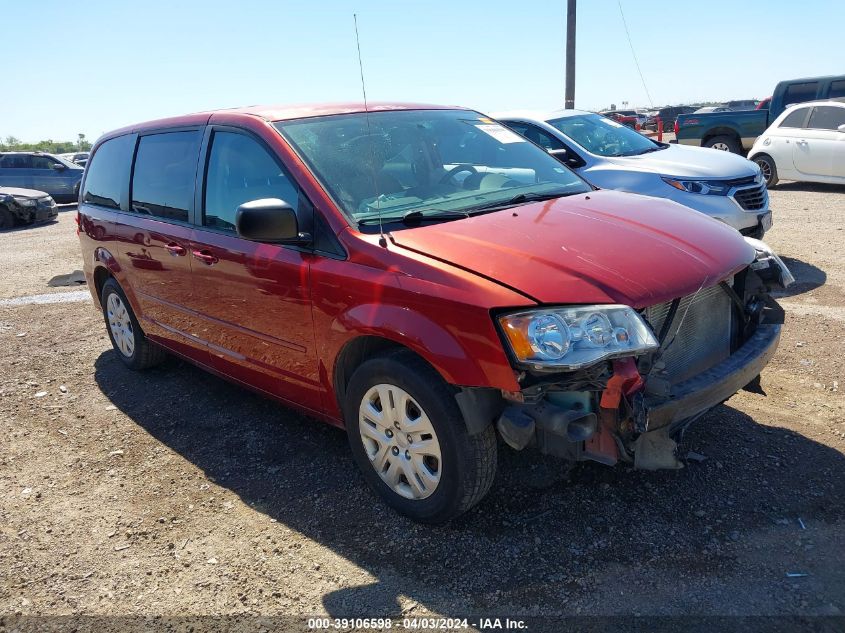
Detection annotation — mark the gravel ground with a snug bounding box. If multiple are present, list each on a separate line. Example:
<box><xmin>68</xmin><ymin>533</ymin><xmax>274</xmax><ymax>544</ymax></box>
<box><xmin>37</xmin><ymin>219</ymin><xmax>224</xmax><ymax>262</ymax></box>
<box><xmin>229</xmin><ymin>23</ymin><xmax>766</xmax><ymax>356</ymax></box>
<box><xmin>1</xmin><ymin>187</ymin><xmax>844</xmax><ymax>629</ymax></box>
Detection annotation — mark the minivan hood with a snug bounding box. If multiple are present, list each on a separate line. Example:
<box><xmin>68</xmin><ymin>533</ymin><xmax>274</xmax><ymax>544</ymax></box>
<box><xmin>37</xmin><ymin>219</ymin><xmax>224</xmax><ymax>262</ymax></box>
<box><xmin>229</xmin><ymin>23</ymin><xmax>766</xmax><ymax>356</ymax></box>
<box><xmin>605</xmin><ymin>143</ymin><xmax>759</xmax><ymax>179</ymax></box>
<box><xmin>390</xmin><ymin>190</ymin><xmax>754</xmax><ymax>308</ymax></box>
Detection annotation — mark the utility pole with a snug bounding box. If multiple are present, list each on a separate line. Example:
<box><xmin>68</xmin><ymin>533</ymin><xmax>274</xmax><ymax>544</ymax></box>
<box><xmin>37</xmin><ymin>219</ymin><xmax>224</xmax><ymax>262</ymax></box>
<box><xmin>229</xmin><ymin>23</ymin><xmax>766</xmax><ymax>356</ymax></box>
<box><xmin>564</xmin><ymin>0</ymin><xmax>576</xmax><ymax>109</ymax></box>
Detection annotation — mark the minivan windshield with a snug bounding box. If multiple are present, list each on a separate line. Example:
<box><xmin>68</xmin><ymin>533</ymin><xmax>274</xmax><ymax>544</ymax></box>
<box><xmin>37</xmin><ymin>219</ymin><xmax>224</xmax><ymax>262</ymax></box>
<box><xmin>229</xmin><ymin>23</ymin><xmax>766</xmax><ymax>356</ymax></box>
<box><xmin>275</xmin><ymin>109</ymin><xmax>590</xmax><ymax>228</ymax></box>
<box><xmin>547</xmin><ymin>113</ymin><xmax>664</xmax><ymax>157</ymax></box>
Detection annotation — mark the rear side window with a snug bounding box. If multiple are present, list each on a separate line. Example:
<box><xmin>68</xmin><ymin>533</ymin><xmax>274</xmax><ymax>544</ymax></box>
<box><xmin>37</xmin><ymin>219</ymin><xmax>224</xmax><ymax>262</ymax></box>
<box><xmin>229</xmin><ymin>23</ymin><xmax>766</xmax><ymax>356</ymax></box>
<box><xmin>807</xmin><ymin>106</ymin><xmax>845</xmax><ymax>131</ymax></box>
<box><xmin>131</xmin><ymin>131</ymin><xmax>201</xmax><ymax>223</ymax></box>
<box><xmin>783</xmin><ymin>82</ymin><xmax>818</xmax><ymax>107</ymax></box>
<box><xmin>0</xmin><ymin>154</ymin><xmax>32</xmax><ymax>168</ymax></box>
<box><xmin>779</xmin><ymin>108</ymin><xmax>810</xmax><ymax>128</ymax></box>
<box><xmin>203</xmin><ymin>131</ymin><xmax>300</xmax><ymax>233</ymax></box>
<box><xmin>83</xmin><ymin>135</ymin><xmax>133</xmax><ymax>209</ymax></box>
<box><xmin>827</xmin><ymin>80</ymin><xmax>845</xmax><ymax>99</ymax></box>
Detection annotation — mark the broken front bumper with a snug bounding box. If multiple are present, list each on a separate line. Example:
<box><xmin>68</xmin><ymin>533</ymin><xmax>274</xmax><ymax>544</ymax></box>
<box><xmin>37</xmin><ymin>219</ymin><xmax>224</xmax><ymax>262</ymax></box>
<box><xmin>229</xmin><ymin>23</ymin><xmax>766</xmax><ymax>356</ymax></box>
<box><xmin>641</xmin><ymin>323</ymin><xmax>781</xmax><ymax>433</ymax></box>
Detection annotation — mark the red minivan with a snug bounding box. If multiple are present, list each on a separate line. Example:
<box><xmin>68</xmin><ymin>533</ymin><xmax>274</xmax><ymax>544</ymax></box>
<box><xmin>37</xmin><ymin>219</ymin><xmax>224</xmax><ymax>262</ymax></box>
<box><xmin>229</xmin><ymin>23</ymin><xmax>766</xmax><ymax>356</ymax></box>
<box><xmin>78</xmin><ymin>103</ymin><xmax>790</xmax><ymax>522</ymax></box>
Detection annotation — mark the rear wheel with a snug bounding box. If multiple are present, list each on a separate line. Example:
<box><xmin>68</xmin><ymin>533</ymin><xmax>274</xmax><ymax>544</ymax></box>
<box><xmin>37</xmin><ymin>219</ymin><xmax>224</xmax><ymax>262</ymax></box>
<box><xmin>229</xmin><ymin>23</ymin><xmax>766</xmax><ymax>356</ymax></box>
<box><xmin>100</xmin><ymin>278</ymin><xmax>166</xmax><ymax>370</ymax></box>
<box><xmin>344</xmin><ymin>349</ymin><xmax>497</xmax><ymax>523</ymax></box>
<box><xmin>0</xmin><ymin>207</ymin><xmax>14</xmax><ymax>230</ymax></box>
<box><xmin>704</xmin><ymin>135</ymin><xmax>741</xmax><ymax>153</ymax></box>
<box><xmin>753</xmin><ymin>154</ymin><xmax>779</xmax><ymax>187</ymax></box>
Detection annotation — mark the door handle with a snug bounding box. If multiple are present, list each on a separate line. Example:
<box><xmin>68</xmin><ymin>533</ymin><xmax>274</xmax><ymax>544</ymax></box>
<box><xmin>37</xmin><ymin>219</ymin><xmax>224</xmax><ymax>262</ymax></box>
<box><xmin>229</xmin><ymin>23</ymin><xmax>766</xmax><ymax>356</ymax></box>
<box><xmin>796</xmin><ymin>139</ymin><xmax>808</xmax><ymax>146</ymax></box>
<box><xmin>191</xmin><ymin>249</ymin><xmax>219</xmax><ymax>265</ymax></box>
<box><xmin>164</xmin><ymin>242</ymin><xmax>186</xmax><ymax>256</ymax></box>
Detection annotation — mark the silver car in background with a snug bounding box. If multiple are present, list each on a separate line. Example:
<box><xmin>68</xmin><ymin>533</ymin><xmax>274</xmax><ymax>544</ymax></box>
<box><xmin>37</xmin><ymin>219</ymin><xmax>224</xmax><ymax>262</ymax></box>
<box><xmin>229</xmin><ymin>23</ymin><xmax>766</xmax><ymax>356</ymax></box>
<box><xmin>495</xmin><ymin>109</ymin><xmax>772</xmax><ymax>238</ymax></box>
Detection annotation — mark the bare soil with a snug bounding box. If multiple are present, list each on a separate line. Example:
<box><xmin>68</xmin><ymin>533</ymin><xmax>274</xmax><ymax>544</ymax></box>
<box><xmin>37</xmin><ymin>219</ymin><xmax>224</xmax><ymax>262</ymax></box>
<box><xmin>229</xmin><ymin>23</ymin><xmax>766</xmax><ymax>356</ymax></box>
<box><xmin>1</xmin><ymin>187</ymin><xmax>844</xmax><ymax>628</ymax></box>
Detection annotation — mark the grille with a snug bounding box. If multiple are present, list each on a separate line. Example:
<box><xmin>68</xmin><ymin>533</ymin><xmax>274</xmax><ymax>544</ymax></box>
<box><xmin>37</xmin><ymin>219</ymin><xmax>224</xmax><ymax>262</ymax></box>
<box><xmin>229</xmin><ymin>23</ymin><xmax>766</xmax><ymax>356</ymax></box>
<box><xmin>722</xmin><ymin>175</ymin><xmax>756</xmax><ymax>187</ymax></box>
<box><xmin>644</xmin><ymin>282</ymin><xmax>732</xmax><ymax>384</ymax></box>
<box><xmin>733</xmin><ymin>184</ymin><xmax>768</xmax><ymax>211</ymax></box>
<box><xmin>37</xmin><ymin>198</ymin><xmax>54</xmax><ymax>208</ymax></box>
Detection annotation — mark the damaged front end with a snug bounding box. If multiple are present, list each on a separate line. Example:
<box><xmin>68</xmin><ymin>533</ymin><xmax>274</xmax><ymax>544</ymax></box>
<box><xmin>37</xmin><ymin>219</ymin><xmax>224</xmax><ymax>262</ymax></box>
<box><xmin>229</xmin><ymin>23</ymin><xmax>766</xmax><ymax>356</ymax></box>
<box><xmin>488</xmin><ymin>238</ymin><xmax>790</xmax><ymax>471</ymax></box>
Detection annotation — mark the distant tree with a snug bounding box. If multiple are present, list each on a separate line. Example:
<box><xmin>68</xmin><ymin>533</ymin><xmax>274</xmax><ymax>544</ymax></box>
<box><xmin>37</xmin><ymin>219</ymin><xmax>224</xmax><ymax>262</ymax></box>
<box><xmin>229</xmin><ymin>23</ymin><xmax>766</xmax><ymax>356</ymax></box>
<box><xmin>0</xmin><ymin>135</ymin><xmax>92</xmax><ymax>153</ymax></box>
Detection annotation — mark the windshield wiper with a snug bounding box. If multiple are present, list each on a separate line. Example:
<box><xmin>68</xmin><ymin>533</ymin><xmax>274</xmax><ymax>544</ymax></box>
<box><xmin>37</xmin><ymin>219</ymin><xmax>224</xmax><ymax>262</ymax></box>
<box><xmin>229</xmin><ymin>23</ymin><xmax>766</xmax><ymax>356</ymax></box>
<box><xmin>623</xmin><ymin>145</ymin><xmax>666</xmax><ymax>156</ymax></box>
<box><xmin>467</xmin><ymin>190</ymin><xmax>577</xmax><ymax>212</ymax></box>
<box><xmin>357</xmin><ymin>209</ymin><xmax>470</xmax><ymax>226</ymax></box>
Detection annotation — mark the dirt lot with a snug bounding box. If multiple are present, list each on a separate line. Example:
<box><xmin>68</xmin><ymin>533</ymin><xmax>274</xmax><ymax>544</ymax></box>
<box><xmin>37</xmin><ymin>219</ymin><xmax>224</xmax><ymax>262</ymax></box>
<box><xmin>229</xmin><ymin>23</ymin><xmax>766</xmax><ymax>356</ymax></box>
<box><xmin>1</xmin><ymin>186</ymin><xmax>844</xmax><ymax>628</ymax></box>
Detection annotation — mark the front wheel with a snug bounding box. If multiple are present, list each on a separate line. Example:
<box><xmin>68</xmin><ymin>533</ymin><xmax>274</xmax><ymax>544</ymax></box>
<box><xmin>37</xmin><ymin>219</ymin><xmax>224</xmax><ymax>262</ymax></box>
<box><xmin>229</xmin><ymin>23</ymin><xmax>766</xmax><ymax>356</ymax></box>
<box><xmin>344</xmin><ymin>350</ymin><xmax>497</xmax><ymax>523</ymax></box>
<box><xmin>752</xmin><ymin>154</ymin><xmax>779</xmax><ymax>187</ymax></box>
<box><xmin>704</xmin><ymin>135</ymin><xmax>741</xmax><ymax>153</ymax></box>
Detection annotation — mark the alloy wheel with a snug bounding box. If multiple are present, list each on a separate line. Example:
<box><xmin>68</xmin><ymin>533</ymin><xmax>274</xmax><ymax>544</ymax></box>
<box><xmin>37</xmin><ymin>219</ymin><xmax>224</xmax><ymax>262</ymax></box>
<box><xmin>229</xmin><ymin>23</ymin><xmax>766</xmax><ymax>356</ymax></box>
<box><xmin>711</xmin><ymin>142</ymin><xmax>731</xmax><ymax>151</ymax></box>
<box><xmin>358</xmin><ymin>384</ymin><xmax>442</xmax><ymax>500</ymax></box>
<box><xmin>756</xmin><ymin>158</ymin><xmax>772</xmax><ymax>183</ymax></box>
<box><xmin>106</xmin><ymin>293</ymin><xmax>135</xmax><ymax>358</ymax></box>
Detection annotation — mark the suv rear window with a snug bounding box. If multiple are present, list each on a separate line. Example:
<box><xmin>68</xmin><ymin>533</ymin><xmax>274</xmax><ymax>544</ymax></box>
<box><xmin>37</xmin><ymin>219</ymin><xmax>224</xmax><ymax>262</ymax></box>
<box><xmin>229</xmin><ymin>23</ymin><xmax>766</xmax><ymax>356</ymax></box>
<box><xmin>83</xmin><ymin>135</ymin><xmax>133</xmax><ymax>209</ymax></box>
<box><xmin>783</xmin><ymin>82</ymin><xmax>818</xmax><ymax>107</ymax></box>
<box><xmin>131</xmin><ymin>131</ymin><xmax>201</xmax><ymax>223</ymax></box>
<box><xmin>828</xmin><ymin>80</ymin><xmax>845</xmax><ymax>99</ymax></box>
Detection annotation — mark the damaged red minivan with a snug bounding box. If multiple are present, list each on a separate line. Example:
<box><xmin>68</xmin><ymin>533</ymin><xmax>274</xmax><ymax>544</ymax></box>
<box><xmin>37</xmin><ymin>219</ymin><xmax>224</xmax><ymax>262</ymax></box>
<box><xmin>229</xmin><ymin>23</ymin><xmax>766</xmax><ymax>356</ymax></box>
<box><xmin>78</xmin><ymin>103</ymin><xmax>791</xmax><ymax>522</ymax></box>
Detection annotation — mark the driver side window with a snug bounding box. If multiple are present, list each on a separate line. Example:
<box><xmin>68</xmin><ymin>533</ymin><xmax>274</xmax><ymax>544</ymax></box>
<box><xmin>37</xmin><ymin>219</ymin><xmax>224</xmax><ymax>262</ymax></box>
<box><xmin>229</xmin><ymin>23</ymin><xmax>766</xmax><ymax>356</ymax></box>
<box><xmin>203</xmin><ymin>131</ymin><xmax>300</xmax><ymax>233</ymax></box>
<box><xmin>31</xmin><ymin>155</ymin><xmax>57</xmax><ymax>169</ymax></box>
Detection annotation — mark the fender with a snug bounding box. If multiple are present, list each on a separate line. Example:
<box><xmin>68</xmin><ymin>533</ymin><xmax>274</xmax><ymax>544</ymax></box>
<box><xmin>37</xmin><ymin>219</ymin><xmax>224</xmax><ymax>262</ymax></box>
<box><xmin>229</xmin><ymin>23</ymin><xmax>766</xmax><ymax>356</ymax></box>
<box><xmin>331</xmin><ymin>302</ymin><xmax>520</xmax><ymax>393</ymax></box>
<box><xmin>90</xmin><ymin>247</ymin><xmax>142</xmax><ymax>312</ymax></box>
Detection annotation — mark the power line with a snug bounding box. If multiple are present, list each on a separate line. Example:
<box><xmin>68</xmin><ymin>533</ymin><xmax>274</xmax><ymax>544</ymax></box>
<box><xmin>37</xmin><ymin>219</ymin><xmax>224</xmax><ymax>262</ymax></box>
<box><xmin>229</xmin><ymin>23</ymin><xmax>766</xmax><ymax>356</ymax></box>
<box><xmin>617</xmin><ymin>0</ymin><xmax>654</xmax><ymax>108</ymax></box>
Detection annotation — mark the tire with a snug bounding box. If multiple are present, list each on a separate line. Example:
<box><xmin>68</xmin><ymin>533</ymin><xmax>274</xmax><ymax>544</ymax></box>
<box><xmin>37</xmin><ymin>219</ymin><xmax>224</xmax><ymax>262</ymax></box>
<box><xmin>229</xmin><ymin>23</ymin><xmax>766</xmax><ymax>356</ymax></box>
<box><xmin>752</xmin><ymin>153</ymin><xmax>779</xmax><ymax>187</ymax></box>
<box><xmin>100</xmin><ymin>278</ymin><xmax>167</xmax><ymax>370</ymax></box>
<box><xmin>0</xmin><ymin>206</ymin><xmax>15</xmax><ymax>230</ymax></box>
<box><xmin>704</xmin><ymin>135</ymin><xmax>742</xmax><ymax>154</ymax></box>
<box><xmin>343</xmin><ymin>349</ymin><xmax>497</xmax><ymax>523</ymax></box>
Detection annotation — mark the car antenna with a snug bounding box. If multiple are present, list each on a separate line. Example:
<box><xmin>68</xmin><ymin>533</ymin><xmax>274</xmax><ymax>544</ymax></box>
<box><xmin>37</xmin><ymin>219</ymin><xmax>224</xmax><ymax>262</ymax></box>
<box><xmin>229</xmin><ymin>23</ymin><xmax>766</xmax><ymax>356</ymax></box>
<box><xmin>353</xmin><ymin>13</ymin><xmax>387</xmax><ymax>247</ymax></box>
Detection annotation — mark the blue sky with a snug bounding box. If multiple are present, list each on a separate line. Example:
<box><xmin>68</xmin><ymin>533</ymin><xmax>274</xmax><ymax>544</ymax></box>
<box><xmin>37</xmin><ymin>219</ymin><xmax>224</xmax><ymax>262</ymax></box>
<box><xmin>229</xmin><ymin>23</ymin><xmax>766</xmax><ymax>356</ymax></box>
<box><xmin>4</xmin><ymin>0</ymin><xmax>843</xmax><ymax>142</ymax></box>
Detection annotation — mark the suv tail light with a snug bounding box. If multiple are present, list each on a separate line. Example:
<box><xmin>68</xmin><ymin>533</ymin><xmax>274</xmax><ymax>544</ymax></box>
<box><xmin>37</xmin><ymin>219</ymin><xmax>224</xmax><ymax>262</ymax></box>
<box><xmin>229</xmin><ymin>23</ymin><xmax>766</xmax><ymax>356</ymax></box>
<box><xmin>674</xmin><ymin>120</ymin><xmax>679</xmax><ymax>135</ymax></box>
<box><xmin>75</xmin><ymin>210</ymin><xmax>81</xmax><ymax>236</ymax></box>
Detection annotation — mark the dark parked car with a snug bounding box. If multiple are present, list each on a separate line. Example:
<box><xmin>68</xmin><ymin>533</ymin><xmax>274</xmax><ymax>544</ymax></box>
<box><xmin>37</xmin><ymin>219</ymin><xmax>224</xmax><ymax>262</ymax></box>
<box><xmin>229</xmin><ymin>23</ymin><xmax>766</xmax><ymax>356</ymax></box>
<box><xmin>0</xmin><ymin>187</ymin><xmax>58</xmax><ymax>229</ymax></box>
<box><xmin>598</xmin><ymin>109</ymin><xmax>640</xmax><ymax>127</ymax></box>
<box><xmin>78</xmin><ymin>103</ymin><xmax>788</xmax><ymax>523</ymax></box>
<box><xmin>60</xmin><ymin>152</ymin><xmax>90</xmax><ymax>166</ymax></box>
<box><xmin>649</xmin><ymin>105</ymin><xmax>696</xmax><ymax>130</ymax></box>
<box><xmin>0</xmin><ymin>152</ymin><xmax>84</xmax><ymax>203</ymax></box>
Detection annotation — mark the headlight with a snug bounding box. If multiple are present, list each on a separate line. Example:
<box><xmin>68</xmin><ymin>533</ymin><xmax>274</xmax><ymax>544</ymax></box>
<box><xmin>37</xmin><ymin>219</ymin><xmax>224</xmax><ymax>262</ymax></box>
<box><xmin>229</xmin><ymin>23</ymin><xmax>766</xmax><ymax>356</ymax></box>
<box><xmin>662</xmin><ymin>177</ymin><xmax>729</xmax><ymax>195</ymax></box>
<box><xmin>745</xmin><ymin>237</ymin><xmax>795</xmax><ymax>288</ymax></box>
<box><xmin>498</xmin><ymin>305</ymin><xmax>659</xmax><ymax>371</ymax></box>
<box><xmin>13</xmin><ymin>196</ymin><xmax>37</xmax><ymax>207</ymax></box>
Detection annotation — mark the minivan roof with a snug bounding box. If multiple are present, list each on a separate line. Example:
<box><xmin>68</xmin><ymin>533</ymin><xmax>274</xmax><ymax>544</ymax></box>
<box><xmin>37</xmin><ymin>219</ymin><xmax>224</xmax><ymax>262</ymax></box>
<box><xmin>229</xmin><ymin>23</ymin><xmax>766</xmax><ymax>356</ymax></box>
<box><xmin>100</xmin><ymin>102</ymin><xmax>465</xmax><ymax>141</ymax></box>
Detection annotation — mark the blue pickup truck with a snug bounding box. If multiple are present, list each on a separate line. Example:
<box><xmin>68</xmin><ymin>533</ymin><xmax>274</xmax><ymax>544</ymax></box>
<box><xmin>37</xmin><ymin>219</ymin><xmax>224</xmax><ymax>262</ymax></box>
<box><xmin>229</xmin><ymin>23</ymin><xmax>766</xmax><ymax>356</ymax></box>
<box><xmin>676</xmin><ymin>75</ymin><xmax>845</xmax><ymax>153</ymax></box>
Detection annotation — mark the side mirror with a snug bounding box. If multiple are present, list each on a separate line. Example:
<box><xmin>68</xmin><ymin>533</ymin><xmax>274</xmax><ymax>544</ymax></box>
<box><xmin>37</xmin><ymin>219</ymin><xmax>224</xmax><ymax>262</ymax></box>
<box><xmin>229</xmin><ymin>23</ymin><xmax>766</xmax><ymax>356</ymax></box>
<box><xmin>51</xmin><ymin>162</ymin><xmax>67</xmax><ymax>171</ymax></box>
<box><xmin>548</xmin><ymin>148</ymin><xmax>582</xmax><ymax>169</ymax></box>
<box><xmin>235</xmin><ymin>198</ymin><xmax>310</xmax><ymax>244</ymax></box>
<box><xmin>838</xmin><ymin>124</ymin><xmax>845</xmax><ymax>133</ymax></box>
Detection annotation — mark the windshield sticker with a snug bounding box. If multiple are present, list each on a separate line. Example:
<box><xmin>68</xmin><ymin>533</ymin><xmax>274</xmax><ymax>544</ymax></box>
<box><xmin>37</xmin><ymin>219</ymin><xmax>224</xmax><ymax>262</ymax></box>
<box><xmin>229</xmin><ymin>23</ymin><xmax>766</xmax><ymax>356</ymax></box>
<box><xmin>474</xmin><ymin>123</ymin><xmax>526</xmax><ymax>144</ymax></box>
